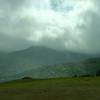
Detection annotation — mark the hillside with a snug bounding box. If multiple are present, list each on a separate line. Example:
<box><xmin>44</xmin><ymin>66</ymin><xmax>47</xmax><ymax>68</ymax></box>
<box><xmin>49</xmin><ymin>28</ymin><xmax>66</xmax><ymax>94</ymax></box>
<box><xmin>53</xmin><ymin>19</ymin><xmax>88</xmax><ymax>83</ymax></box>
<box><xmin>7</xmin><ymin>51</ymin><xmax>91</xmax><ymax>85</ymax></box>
<box><xmin>0</xmin><ymin>46</ymin><xmax>88</xmax><ymax>82</ymax></box>
<box><xmin>5</xmin><ymin>57</ymin><xmax>100</xmax><ymax>82</ymax></box>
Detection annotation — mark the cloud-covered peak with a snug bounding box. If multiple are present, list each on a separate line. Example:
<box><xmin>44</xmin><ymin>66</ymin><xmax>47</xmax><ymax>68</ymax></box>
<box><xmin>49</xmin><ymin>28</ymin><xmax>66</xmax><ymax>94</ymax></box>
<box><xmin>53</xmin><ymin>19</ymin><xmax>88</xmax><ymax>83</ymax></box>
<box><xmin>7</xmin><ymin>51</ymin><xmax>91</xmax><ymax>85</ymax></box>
<box><xmin>0</xmin><ymin>0</ymin><xmax>100</xmax><ymax>54</ymax></box>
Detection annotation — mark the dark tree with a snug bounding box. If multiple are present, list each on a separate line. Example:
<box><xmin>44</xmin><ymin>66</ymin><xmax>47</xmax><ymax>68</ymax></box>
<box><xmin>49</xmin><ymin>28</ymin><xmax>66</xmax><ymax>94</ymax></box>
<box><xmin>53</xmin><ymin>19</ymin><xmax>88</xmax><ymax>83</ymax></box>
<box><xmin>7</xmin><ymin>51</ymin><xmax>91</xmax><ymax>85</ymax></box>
<box><xmin>96</xmin><ymin>70</ymin><xmax>100</xmax><ymax>76</ymax></box>
<box><xmin>22</xmin><ymin>77</ymin><xmax>33</xmax><ymax>80</ymax></box>
<box><xmin>79</xmin><ymin>74</ymin><xmax>91</xmax><ymax>77</ymax></box>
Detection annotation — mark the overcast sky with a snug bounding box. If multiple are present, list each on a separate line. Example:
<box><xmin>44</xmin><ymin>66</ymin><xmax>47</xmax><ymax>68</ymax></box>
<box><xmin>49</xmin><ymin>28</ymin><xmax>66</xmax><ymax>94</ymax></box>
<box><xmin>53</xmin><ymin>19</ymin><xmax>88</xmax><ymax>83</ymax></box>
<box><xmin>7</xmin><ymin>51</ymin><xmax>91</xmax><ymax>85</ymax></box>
<box><xmin>0</xmin><ymin>0</ymin><xmax>100</xmax><ymax>54</ymax></box>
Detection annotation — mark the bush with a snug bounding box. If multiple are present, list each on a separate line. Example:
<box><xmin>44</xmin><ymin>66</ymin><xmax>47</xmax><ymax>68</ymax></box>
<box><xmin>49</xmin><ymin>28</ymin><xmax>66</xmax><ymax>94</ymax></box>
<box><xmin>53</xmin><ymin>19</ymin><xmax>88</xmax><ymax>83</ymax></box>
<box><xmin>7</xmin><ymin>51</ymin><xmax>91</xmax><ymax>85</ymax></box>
<box><xmin>22</xmin><ymin>77</ymin><xmax>33</xmax><ymax>80</ymax></box>
<box><xmin>96</xmin><ymin>70</ymin><xmax>100</xmax><ymax>76</ymax></box>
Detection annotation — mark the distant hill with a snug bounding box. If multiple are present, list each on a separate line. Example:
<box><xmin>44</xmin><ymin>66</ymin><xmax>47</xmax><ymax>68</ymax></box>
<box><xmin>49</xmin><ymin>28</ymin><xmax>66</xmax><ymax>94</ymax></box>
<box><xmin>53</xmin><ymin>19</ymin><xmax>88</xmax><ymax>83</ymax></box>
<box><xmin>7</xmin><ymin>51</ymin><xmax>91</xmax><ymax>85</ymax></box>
<box><xmin>5</xmin><ymin>57</ymin><xmax>99</xmax><ymax>82</ymax></box>
<box><xmin>0</xmin><ymin>46</ymin><xmax>89</xmax><ymax>82</ymax></box>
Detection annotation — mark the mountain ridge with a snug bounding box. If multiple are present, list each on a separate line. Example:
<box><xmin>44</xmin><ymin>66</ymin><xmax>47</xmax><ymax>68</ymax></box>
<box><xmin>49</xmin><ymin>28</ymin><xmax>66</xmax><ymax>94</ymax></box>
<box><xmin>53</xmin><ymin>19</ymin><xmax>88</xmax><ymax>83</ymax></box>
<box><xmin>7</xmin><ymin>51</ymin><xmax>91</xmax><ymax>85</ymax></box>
<box><xmin>0</xmin><ymin>46</ymin><xmax>95</xmax><ymax>82</ymax></box>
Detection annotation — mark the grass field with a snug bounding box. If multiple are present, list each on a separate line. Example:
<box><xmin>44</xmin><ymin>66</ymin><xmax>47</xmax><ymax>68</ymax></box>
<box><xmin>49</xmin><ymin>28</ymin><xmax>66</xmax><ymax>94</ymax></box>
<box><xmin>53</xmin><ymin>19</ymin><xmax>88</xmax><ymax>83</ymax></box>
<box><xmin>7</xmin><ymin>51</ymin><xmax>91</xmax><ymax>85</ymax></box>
<box><xmin>0</xmin><ymin>77</ymin><xmax>100</xmax><ymax>100</ymax></box>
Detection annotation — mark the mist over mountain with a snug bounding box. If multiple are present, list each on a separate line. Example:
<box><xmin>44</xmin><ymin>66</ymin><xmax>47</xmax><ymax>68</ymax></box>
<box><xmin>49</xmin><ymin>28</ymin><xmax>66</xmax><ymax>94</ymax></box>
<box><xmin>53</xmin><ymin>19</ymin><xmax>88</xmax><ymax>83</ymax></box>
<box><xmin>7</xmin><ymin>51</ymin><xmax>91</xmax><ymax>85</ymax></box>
<box><xmin>0</xmin><ymin>46</ymin><xmax>91</xmax><ymax>82</ymax></box>
<box><xmin>0</xmin><ymin>46</ymin><xmax>99</xmax><ymax>82</ymax></box>
<box><xmin>0</xmin><ymin>0</ymin><xmax>100</xmax><ymax>83</ymax></box>
<box><xmin>0</xmin><ymin>0</ymin><xmax>100</xmax><ymax>54</ymax></box>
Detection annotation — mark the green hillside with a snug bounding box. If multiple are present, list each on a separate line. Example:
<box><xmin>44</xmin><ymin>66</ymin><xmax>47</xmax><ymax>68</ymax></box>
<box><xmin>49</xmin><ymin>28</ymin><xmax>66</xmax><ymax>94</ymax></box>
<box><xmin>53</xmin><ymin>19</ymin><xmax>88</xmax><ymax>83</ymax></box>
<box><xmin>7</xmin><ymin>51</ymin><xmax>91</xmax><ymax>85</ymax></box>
<box><xmin>0</xmin><ymin>46</ymin><xmax>90</xmax><ymax>82</ymax></box>
<box><xmin>5</xmin><ymin>57</ymin><xmax>100</xmax><ymax>82</ymax></box>
<box><xmin>0</xmin><ymin>77</ymin><xmax>100</xmax><ymax>100</ymax></box>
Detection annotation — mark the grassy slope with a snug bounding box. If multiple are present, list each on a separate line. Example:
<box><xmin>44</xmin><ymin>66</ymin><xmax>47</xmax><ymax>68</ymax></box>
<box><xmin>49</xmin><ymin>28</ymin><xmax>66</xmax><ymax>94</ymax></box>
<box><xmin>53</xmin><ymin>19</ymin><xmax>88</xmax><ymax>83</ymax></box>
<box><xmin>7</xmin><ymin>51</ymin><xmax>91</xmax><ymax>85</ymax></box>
<box><xmin>0</xmin><ymin>77</ymin><xmax>100</xmax><ymax>100</ymax></box>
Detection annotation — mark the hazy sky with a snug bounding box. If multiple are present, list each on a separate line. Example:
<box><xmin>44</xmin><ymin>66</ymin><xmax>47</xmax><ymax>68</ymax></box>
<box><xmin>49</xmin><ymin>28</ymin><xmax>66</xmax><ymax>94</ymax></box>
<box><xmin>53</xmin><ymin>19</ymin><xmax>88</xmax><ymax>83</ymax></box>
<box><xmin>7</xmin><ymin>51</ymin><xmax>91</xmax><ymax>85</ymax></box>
<box><xmin>0</xmin><ymin>0</ymin><xmax>100</xmax><ymax>54</ymax></box>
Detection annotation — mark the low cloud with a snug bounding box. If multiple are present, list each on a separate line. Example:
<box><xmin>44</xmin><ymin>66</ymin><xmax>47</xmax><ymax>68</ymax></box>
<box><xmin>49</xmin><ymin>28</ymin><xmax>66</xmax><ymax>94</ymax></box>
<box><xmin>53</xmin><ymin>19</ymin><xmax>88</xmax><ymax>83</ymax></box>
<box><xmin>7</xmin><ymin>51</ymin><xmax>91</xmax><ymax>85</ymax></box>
<box><xmin>0</xmin><ymin>0</ymin><xmax>100</xmax><ymax>54</ymax></box>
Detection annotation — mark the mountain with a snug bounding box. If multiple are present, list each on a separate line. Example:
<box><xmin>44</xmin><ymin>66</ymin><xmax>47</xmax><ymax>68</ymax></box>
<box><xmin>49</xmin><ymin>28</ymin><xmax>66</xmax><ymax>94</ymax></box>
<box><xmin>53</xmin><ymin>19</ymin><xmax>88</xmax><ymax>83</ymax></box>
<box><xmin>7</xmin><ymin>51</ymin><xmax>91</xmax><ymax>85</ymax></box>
<box><xmin>2</xmin><ymin>57</ymin><xmax>100</xmax><ymax>82</ymax></box>
<box><xmin>0</xmin><ymin>46</ymin><xmax>90</xmax><ymax>82</ymax></box>
<box><xmin>6</xmin><ymin>58</ymin><xmax>100</xmax><ymax>80</ymax></box>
